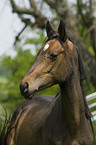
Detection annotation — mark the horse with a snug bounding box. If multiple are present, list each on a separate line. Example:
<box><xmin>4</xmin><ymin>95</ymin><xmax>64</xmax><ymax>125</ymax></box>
<box><xmin>0</xmin><ymin>21</ymin><xmax>95</xmax><ymax>145</ymax></box>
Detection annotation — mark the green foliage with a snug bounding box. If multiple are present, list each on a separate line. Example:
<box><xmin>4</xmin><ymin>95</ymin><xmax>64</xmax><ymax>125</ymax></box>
<box><xmin>0</xmin><ymin>48</ymin><xmax>35</xmax><ymax>113</ymax></box>
<box><xmin>0</xmin><ymin>30</ymin><xmax>59</xmax><ymax>114</ymax></box>
<box><xmin>25</xmin><ymin>30</ymin><xmax>46</xmax><ymax>45</ymax></box>
<box><xmin>24</xmin><ymin>29</ymin><xmax>47</xmax><ymax>54</ymax></box>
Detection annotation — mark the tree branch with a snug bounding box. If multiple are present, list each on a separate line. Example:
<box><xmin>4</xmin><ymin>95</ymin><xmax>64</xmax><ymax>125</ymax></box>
<box><xmin>29</xmin><ymin>0</ymin><xmax>36</xmax><ymax>8</ymax></box>
<box><xmin>76</xmin><ymin>0</ymin><xmax>88</xmax><ymax>26</ymax></box>
<box><xmin>44</xmin><ymin>0</ymin><xmax>68</xmax><ymax>17</ymax></box>
<box><xmin>44</xmin><ymin>0</ymin><xmax>55</xmax><ymax>8</ymax></box>
<box><xmin>14</xmin><ymin>17</ymin><xmax>39</xmax><ymax>44</ymax></box>
<box><xmin>10</xmin><ymin>0</ymin><xmax>35</xmax><ymax>15</ymax></box>
<box><xmin>14</xmin><ymin>24</ymin><xmax>27</xmax><ymax>45</ymax></box>
<box><xmin>10</xmin><ymin>0</ymin><xmax>46</xmax><ymax>25</ymax></box>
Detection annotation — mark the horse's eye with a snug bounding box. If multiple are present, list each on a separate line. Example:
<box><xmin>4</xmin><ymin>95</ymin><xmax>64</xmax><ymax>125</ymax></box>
<box><xmin>49</xmin><ymin>53</ymin><xmax>58</xmax><ymax>60</ymax></box>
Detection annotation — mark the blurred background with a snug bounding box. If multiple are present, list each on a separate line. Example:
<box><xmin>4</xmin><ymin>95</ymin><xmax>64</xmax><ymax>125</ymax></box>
<box><xmin>0</xmin><ymin>0</ymin><xmax>96</xmax><ymax>133</ymax></box>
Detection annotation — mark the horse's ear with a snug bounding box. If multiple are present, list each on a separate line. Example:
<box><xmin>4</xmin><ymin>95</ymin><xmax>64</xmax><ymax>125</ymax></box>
<box><xmin>58</xmin><ymin>20</ymin><xmax>67</xmax><ymax>42</ymax></box>
<box><xmin>46</xmin><ymin>21</ymin><xmax>56</xmax><ymax>38</ymax></box>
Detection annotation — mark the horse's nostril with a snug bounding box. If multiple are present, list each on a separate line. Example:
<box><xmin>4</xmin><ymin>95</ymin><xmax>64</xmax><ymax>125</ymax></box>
<box><xmin>24</xmin><ymin>82</ymin><xmax>29</xmax><ymax>89</ymax></box>
<box><xmin>23</xmin><ymin>82</ymin><xmax>29</xmax><ymax>94</ymax></box>
<box><xmin>24</xmin><ymin>88</ymin><xmax>28</xmax><ymax>93</ymax></box>
<box><xmin>20</xmin><ymin>82</ymin><xmax>29</xmax><ymax>96</ymax></box>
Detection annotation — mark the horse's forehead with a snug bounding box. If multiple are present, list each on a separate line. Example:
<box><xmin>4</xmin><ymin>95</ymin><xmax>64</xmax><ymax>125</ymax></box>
<box><xmin>44</xmin><ymin>39</ymin><xmax>62</xmax><ymax>51</ymax></box>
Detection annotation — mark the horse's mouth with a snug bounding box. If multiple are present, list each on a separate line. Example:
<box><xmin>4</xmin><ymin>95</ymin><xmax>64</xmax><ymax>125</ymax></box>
<box><xmin>24</xmin><ymin>83</ymin><xmax>53</xmax><ymax>100</ymax></box>
<box><xmin>24</xmin><ymin>90</ymin><xmax>38</xmax><ymax>99</ymax></box>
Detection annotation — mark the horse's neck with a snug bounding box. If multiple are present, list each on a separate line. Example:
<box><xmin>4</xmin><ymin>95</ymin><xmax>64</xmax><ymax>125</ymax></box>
<box><xmin>60</xmin><ymin>72</ymin><xmax>85</xmax><ymax>135</ymax></box>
